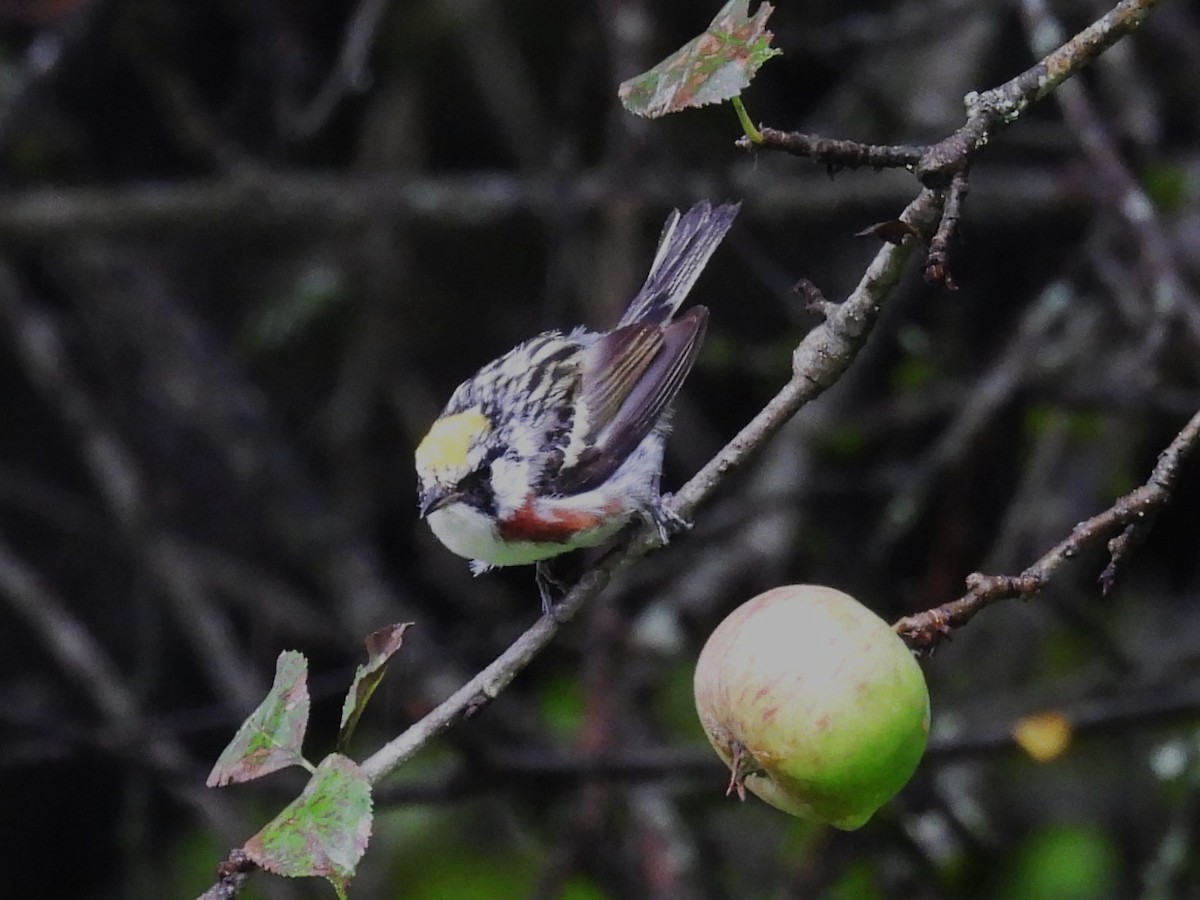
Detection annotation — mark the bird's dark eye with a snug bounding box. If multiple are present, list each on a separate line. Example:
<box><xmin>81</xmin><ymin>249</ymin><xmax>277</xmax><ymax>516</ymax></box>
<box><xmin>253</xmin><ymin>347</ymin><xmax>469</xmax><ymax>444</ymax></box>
<box><xmin>464</xmin><ymin>459</ymin><xmax>492</xmax><ymax>486</ymax></box>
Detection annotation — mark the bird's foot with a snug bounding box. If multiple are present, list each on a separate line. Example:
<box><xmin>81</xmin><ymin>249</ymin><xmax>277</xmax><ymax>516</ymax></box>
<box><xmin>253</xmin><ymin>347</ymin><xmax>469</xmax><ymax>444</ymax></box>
<box><xmin>650</xmin><ymin>494</ymin><xmax>691</xmax><ymax>542</ymax></box>
<box><xmin>535</xmin><ymin>560</ymin><xmax>572</xmax><ymax>615</ymax></box>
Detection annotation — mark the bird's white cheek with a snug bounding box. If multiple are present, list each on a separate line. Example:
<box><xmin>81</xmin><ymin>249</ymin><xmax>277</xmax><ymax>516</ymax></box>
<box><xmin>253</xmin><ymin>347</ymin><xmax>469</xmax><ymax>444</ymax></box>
<box><xmin>425</xmin><ymin>503</ymin><xmax>503</xmax><ymax>562</ymax></box>
<box><xmin>425</xmin><ymin>502</ymin><xmax>560</xmax><ymax>567</ymax></box>
<box><xmin>427</xmin><ymin>498</ymin><xmax>621</xmax><ymax>567</ymax></box>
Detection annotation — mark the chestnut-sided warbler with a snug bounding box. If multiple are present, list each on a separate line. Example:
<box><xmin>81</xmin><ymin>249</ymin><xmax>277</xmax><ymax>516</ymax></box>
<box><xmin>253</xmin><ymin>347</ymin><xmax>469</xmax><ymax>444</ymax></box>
<box><xmin>416</xmin><ymin>201</ymin><xmax>739</xmax><ymax>609</ymax></box>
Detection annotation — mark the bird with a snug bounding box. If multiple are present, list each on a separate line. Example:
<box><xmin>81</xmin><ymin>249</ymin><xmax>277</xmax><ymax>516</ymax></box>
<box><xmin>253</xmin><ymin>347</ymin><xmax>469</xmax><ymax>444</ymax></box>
<box><xmin>415</xmin><ymin>200</ymin><xmax>739</xmax><ymax>611</ymax></box>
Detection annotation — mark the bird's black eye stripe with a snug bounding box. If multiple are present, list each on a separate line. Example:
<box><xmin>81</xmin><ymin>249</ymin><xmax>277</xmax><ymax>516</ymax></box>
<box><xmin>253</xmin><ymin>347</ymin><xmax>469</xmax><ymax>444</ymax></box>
<box><xmin>455</xmin><ymin>448</ymin><xmax>503</xmax><ymax>516</ymax></box>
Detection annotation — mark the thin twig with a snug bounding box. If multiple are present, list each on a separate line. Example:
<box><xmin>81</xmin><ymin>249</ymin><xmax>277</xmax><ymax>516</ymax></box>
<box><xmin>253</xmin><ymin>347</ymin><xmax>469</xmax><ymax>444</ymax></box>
<box><xmin>738</xmin><ymin>0</ymin><xmax>1160</xmax><ymax>284</ymax></box>
<box><xmin>740</xmin><ymin>130</ymin><xmax>924</xmax><ymax>171</ymax></box>
<box><xmin>195</xmin><ymin>850</ymin><xmax>255</xmax><ymax>900</ymax></box>
<box><xmin>918</xmin><ymin>0</ymin><xmax>1161</xmax><ymax>182</ymax></box>
<box><xmin>924</xmin><ymin>168</ymin><xmax>968</xmax><ymax>288</ymax></box>
<box><xmin>896</xmin><ymin>406</ymin><xmax>1200</xmax><ymax>651</ymax></box>
<box><xmin>738</xmin><ymin>0</ymin><xmax>1159</xmax><ymax>185</ymax></box>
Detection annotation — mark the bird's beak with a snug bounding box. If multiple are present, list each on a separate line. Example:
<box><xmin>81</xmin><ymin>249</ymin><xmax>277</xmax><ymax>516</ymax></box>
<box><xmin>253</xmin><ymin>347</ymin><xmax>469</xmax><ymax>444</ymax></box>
<box><xmin>419</xmin><ymin>486</ymin><xmax>458</xmax><ymax>518</ymax></box>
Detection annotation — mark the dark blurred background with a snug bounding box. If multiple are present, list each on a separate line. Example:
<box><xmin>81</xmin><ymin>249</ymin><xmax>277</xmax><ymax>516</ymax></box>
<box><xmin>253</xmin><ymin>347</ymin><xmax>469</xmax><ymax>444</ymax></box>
<box><xmin>2</xmin><ymin>0</ymin><xmax>1200</xmax><ymax>897</ymax></box>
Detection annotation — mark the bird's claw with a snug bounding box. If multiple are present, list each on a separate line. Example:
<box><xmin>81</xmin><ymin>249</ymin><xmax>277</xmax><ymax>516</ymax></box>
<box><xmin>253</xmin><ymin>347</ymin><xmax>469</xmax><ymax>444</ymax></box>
<box><xmin>652</xmin><ymin>494</ymin><xmax>692</xmax><ymax>541</ymax></box>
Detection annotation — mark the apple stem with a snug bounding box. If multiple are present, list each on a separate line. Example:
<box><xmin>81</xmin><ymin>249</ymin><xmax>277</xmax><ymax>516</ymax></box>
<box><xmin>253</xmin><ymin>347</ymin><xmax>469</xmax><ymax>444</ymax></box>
<box><xmin>727</xmin><ymin>741</ymin><xmax>763</xmax><ymax>801</ymax></box>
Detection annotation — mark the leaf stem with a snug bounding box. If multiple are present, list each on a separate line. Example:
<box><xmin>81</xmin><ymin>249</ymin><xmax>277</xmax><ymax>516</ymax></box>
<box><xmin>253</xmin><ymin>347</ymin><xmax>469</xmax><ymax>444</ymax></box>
<box><xmin>731</xmin><ymin>97</ymin><xmax>763</xmax><ymax>144</ymax></box>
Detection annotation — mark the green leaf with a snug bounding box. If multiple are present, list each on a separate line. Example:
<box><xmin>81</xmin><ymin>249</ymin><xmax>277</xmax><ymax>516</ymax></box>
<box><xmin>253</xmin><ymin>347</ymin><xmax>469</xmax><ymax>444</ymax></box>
<box><xmin>618</xmin><ymin>0</ymin><xmax>781</xmax><ymax>119</ymax></box>
<box><xmin>337</xmin><ymin>623</ymin><xmax>413</xmax><ymax>753</ymax></box>
<box><xmin>207</xmin><ymin>651</ymin><xmax>311</xmax><ymax>787</ymax></box>
<box><xmin>243</xmin><ymin>754</ymin><xmax>374</xmax><ymax>899</ymax></box>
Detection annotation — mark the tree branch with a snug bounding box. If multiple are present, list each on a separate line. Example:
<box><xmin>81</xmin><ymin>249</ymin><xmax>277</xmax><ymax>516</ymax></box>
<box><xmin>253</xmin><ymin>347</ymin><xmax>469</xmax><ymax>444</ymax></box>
<box><xmin>896</xmin><ymin>406</ymin><xmax>1200</xmax><ymax>651</ymax></box>
<box><xmin>672</xmin><ymin>190</ymin><xmax>942</xmax><ymax>519</ymax></box>
<box><xmin>918</xmin><ymin>0</ymin><xmax>1159</xmax><ymax>182</ymax></box>
<box><xmin>741</xmin><ymin>0</ymin><xmax>1158</xmax><ymax>183</ymax></box>
<box><xmin>737</xmin><ymin>0</ymin><xmax>1161</xmax><ymax>284</ymax></box>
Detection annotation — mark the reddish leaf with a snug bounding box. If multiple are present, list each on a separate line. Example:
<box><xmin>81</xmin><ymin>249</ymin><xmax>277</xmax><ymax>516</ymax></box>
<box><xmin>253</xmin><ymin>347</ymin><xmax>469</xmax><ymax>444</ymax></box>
<box><xmin>618</xmin><ymin>0</ymin><xmax>781</xmax><ymax>118</ymax></box>
<box><xmin>337</xmin><ymin>623</ymin><xmax>413</xmax><ymax>753</ymax></box>
<box><xmin>243</xmin><ymin>754</ymin><xmax>373</xmax><ymax>899</ymax></box>
<box><xmin>207</xmin><ymin>651</ymin><xmax>310</xmax><ymax>787</ymax></box>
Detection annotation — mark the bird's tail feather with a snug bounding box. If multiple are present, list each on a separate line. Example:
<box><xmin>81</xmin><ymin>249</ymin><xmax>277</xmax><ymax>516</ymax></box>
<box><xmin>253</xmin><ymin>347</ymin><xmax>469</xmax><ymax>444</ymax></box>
<box><xmin>618</xmin><ymin>200</ymin><xmax>740</xmax><ymax>326</ymax></box>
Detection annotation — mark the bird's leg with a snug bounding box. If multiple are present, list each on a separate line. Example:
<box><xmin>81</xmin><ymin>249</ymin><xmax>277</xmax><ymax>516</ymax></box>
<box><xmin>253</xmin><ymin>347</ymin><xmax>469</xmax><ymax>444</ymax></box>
<box><xmin>535</xmin><ymin>560</ymin><xmax>571</xmax><ymax>614</ymax></box>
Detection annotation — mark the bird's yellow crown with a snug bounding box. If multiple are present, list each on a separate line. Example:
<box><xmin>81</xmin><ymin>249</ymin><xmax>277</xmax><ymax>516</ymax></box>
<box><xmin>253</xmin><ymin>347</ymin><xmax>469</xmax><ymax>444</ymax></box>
<box><xmin>415</xmin><ymin>408</ymin><xmax>491</xmax><ymax>479</ymax></box>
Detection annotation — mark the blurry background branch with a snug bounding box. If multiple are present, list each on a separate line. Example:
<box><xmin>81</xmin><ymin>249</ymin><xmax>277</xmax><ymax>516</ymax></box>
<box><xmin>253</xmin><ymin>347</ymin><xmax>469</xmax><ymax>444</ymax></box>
<box><xmin>0</xmin><ymin>166</ymin><xmax>1077</xmax><ymax>239</ymax></box>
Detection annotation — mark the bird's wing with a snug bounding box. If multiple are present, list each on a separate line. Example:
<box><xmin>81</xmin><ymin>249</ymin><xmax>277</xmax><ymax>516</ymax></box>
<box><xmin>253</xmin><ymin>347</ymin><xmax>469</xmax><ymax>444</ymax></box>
<box><xmin>547</xmin><ymin>306</ymin><xmax>708</xmax><ymax>494</ymax></box>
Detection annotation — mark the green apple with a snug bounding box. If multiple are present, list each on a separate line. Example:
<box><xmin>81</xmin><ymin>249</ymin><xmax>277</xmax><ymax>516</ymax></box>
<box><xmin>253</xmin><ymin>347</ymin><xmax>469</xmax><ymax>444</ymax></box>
<box><xmin>693</xmin><ymin>585</ymin><xmax>930</xmax><ymax>829</ymax></box>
